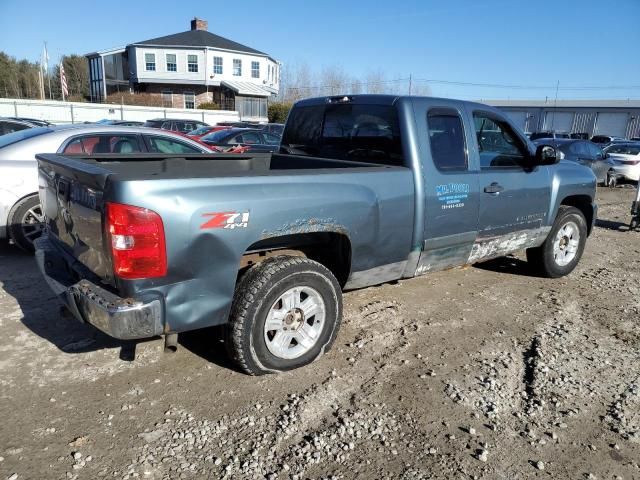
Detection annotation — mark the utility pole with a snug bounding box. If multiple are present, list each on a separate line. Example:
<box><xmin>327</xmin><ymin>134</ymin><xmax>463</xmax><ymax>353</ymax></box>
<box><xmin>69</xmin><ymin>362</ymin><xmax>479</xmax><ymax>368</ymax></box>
<box><xmin>550</xmin><ymin>80</ymin><xmax>559</xmax><ymax>131</ymax></box>
<box><xmin>409</xmin><ymin>74</ymin><xmax>412</xmax><ymax>95</ymax></box>
<box><xmin>45</xmin><ymin>42</ymin><xmax>52</xmax><ymax>100</ymax></box>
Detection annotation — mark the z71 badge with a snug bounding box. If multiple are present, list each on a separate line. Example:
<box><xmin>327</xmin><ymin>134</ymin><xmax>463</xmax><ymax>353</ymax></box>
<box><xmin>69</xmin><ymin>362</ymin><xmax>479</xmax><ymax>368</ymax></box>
<box><xmin>200</xmin><ymin>211</ymin><xmax>250</xmax><ymax>230</ymax></box>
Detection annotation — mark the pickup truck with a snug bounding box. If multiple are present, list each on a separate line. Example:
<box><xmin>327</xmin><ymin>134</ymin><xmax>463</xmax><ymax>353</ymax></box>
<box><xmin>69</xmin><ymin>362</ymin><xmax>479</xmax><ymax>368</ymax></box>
<box><xmin>35</xmin><ymin>95</ymin><xmax>597</xmax><ymax>375</ymax></box>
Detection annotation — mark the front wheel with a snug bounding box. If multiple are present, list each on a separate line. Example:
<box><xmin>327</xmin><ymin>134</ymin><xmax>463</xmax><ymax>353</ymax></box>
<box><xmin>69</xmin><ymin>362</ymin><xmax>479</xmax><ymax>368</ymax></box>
<box><xmin>526</xmin><ymin>206</ymin><xmax>587</xmax><ymax>278</ymax></box>
<box><xmin>226</xmin><ymin>256</ymin><xmax>342</xmax><ymax>375</ymax></box>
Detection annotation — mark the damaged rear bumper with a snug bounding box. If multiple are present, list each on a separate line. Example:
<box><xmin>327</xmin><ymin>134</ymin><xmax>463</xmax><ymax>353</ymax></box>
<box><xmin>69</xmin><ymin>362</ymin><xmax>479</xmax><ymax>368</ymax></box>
<box><xmin>34</xmin><ymin>235</ymin><xmax>163</xmax><ymax>340</ymax></box>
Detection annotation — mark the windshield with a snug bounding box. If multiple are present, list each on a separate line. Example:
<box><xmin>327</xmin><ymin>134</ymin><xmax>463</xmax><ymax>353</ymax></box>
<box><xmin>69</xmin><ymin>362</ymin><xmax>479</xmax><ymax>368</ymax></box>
<box><xmin>281</xmin><ymin>103</ymin><xmax>404</xmax><ymax>165</ymax></box>
<box><xmin>0</xmin><ymin>127</ymin><xmax>51</xmax><ymax>149</ymax></box>
<box><xmin>591</xmin><ymin>136</ymin><xmax>610</xmax><ymax>144</ymax></box>
<box><xmin>607</xmin><ymin>145</ymin><xmax>640</xmax><ymax>155</ymax></box>
<box><xmin>201</xmin><ymin>129</ymin><xmax>235</xmax><ymax>143</ymax></box>
<box><xmin>188</xmin><ymin>126</ymin><xmax>212</xmax><ymax>136</ymax></box>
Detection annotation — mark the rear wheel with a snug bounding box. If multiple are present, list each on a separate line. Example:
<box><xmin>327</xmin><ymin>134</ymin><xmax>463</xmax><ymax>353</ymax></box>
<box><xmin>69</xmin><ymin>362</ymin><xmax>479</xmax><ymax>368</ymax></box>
<box><xmin>226</xmin><ymin>256</ymin><xmax>342</xmax><ymax>375</ymax></box>
<box><xmin>8</xmin><ymin>195</ymin><xmax>45</xmax><ymax>252</ymax></box>
<box><xmin>526</xmin><ymin>206</ymin><xmax>587</xmax><ymax>278</ymax></box>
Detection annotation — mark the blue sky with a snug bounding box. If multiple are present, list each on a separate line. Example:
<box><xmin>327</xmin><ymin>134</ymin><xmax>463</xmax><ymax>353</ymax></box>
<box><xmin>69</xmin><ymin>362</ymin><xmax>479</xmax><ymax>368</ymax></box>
<box><xmin>1</xmin><ymin>0</ymin><xmax>639</xmax><ymax>100</ymax></box>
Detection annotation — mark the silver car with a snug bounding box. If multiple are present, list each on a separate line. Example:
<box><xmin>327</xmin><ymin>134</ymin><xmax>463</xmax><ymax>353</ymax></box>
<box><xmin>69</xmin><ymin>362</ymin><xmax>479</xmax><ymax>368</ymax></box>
<box><xmin>0</xmin><ymin>124</ymin><xmax>213</xmax><ymax>251</ymax></box>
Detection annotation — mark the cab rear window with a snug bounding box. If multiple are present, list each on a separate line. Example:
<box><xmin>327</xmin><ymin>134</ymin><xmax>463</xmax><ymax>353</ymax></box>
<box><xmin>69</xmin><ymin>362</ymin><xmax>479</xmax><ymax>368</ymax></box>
<box><xmin>281</xmin><ymin>104</ymin><xmax>404</xmax><ymax>166</ymax></box>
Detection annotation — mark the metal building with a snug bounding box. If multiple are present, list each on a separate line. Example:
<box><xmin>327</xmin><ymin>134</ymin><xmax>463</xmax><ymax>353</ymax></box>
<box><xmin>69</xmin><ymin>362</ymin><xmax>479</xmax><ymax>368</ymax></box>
<box><xmin>486</xmin><ymin>99</ymin><xmax>640</xmax><ymax>138</ymax></box>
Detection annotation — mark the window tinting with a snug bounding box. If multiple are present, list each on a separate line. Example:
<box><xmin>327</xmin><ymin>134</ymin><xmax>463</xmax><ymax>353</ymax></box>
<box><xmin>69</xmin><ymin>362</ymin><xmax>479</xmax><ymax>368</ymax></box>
<box><xmin>145</xmin><ymin>136</ymin><xmax>201</xmax><ymax>154</ymax></box>
<box><xmin>427</xmin><ymin>109</ymin><xmax>467</xmax><ymax>170</ymax></box>
<box><xmin>281</xmin><ymin>104</ymin><xmax>403</xmax><ymax>166</ymax></box>
<box><xmin>473</xmin><ymin>112</ymin><xmax>528</xmax><ymax>168</ymax></box>
<box><xmin>63</xmin><ymin>135</ymin><xmax>141</xmax><ymax>154</ymax></box>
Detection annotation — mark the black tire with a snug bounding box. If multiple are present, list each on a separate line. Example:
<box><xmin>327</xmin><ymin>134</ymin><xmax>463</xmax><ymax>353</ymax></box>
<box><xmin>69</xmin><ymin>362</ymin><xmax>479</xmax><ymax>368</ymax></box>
<box><xmin>526</xmin><ymin>206</ymin><xmax>588</xmax><ymax>278</ymax></box>
<box><xmin>8</xmin><ymin>195</ymin><xmax>44</xmax><ymax>252</ymax></box>
<box><xmin>226</xmin><ymin>256</ymin><xmax>342</xmax><ymax>375</ymax></box>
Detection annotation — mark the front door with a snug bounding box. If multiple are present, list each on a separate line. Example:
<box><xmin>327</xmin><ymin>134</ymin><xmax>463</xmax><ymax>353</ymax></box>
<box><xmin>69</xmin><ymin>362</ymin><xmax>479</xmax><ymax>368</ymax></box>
<box><xmin>412</xmin><ymin>99</ymin><xmax>480</xmax><ymax>274</ymax></box>
<box><xmin>467</xmin><ymin>108</ymin><xmax>550</xmax><ymax>263</ymax></box>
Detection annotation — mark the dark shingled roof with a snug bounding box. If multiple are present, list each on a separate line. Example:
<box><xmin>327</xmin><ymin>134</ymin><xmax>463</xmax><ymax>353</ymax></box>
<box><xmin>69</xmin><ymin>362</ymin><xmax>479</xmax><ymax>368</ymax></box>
<box><xmin>132</xmin><ymin>30</ymin><xmax>267</xmax><ymax>56</ymax></box>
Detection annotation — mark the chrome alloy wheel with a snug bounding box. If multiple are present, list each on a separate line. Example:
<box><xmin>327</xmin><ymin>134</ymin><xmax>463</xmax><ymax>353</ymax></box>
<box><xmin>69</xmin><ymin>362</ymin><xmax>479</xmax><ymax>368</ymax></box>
<box><xmin>20</xmin><ymin>204</ymin><xmax>45</xmax><ymax>246</ymax></box>
<box><xmin>553</xmin><ymin>221</ymin><xmax>580</xmax><ymax>267</ymax></box>
<box><xmin>263</xmin><ymin>286</ymin><xmax>326</xmax><ymax>360</ymax></box>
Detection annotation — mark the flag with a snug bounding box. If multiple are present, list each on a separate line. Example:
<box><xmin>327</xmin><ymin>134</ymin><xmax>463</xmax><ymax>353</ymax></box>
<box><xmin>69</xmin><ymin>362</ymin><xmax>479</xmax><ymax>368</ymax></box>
<box><xmin>41</xmin><ymin>44</ymin><xmax>49</xmax><ymax>74</ymax></box>
<box><xmin>60</xmin><ymin>63</ymin><xmax>69</xmax><ymax>99</ymax></box>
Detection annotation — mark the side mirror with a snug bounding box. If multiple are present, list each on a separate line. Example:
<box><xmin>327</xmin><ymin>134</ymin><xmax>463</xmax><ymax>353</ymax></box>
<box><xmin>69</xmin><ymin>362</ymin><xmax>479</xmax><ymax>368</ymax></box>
<box><xmin>535</xmin><ymin>144</ymin><xmax>559</xmax><ymax>165</ymax></box>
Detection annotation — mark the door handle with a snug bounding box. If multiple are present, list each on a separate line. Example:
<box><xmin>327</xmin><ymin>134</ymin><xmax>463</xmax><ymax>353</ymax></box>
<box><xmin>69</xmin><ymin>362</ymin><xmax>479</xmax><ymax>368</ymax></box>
<box><xmin>484</xmin><ymin>182</ymin><xmax>504</xmax><ymax>194</ymax></box>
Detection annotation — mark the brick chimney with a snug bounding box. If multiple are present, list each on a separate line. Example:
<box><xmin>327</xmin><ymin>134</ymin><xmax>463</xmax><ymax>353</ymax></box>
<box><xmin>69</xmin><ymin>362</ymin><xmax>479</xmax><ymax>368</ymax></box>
<box><xmin>190</xmin><ymin>18</ymin><xmax>208</xmax><ymax>31</ymax></box>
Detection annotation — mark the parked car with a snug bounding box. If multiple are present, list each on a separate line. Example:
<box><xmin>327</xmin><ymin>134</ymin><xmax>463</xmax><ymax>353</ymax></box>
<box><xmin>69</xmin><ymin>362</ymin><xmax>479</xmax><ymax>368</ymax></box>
<box><xmin>532</xmin><ymin>138</ymin><xmax>613</xmax><ymax>184</ymax></box>
<box><xmin>201</xmin><ymin>128</ymin><xmax>281</xmax><ymax>153</ymax></box>
<box><xmin>96</xmin><ymin>119</ymin><xmax>145</xmax><ymax>127</ymax></box>
<box><xmin>6</xmin><ymin>117</ymin><xmax>53</xmax><ymax>127</ymax></box>
<box><xmin>144</xmin><ymin>118</ymin><xmax>209</xmax><ymax>134</ymax></box>
<box><xmin>529</xmin><ymin>131</ymin><xmax>570</xmax><ymax>141</ymax></box>
<box><xmin>215</xmin><ymin>121</ymin><xmax>259</xmax><ymax>129</ymax></box>
<box><xmin>630</xmin><ymin>137</ymin><xmax>640</xmax><ymax>141</ymax></box>
<box><xmin>0</xmin><ymin>118</ymin><xmax>40</xmax><ymax>135</ymax></box>
<box><xmin>604</xmin><ymin>142</ymin><xmax>640</xmax><ymax>183</ymax></box>
<box><xmin>591</xmin><ymin>135</ymin><xmax>626</xmax><ymax>147</ymax></box>
<box><xmin>187</xmin><ymin>125</ymin><xmax>231</xmax><ymax>138</ymax></box>
<box><xmin>570</xmin><ymin>132</ymin><xmax>590</xmax><ymax>140</ymax></box>
<box><xmin>0</xmin><ymin>124</ymin><xmax>214</xmax><ymax>251</ymax></box>
<box><xmin>256</xmin><ymin>123</ymin><xmax>285</xmax><ymax>136</ymax></box>
<box><xmin>35</xmin><ymin>94</ymin><xmax>596</xmax><ymax>375</ymax></box>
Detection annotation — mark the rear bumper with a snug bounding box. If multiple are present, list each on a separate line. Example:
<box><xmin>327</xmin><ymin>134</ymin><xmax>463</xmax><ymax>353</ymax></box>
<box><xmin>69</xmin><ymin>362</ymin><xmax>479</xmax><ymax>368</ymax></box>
<box><xmin>34</xmin><ymin>235</ymin><xmax>163</xmax><ymax>340</ymax></box>
<box><xmin>611</xmin><ymin>165</ymin><xmax>640</xmax><ymax>182</ymax></box>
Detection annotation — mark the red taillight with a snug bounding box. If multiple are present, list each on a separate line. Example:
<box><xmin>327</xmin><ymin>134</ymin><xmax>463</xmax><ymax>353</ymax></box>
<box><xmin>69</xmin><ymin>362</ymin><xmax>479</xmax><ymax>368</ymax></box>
<box><xmin>106</xmin><ymin>202</ymin><xmax>167</xmax><ymax>279</ymax></box>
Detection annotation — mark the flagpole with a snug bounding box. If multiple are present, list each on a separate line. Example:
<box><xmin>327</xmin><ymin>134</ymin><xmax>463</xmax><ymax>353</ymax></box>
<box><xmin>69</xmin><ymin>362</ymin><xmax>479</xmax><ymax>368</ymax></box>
<box><xmin>60</xmin><ymin>62</ymin><xmax>66</xmax><ymax>102</ymax></box>
<box><xmin>45</xmin><ymin>42</ymin><xmax>52</xmax><ymax>100</ymax></box>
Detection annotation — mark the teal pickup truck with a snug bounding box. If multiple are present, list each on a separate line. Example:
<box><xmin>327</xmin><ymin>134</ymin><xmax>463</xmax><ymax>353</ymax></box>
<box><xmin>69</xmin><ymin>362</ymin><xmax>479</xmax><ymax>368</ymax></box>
<box><xmin>35</xmin><ymin>95</ymin><xmax>596</xmax><ymax>374</ymax></box>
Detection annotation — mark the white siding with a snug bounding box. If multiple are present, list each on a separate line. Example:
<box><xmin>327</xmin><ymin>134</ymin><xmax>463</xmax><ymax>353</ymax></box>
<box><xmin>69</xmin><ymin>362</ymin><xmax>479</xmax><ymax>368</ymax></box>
<box><xmin>594</xmin><ymin>112</ymin><xmax>628</xmax><ymax>137</ymax></box>
<box><xmin>131</xmin><ymin>46</ymin><xmax>279</xmax><ymax>92</ymax></box>
<box><xmin>543</xmin><ymin>111</ymin><xmax>574</xmax><ymax>132</ymax></box>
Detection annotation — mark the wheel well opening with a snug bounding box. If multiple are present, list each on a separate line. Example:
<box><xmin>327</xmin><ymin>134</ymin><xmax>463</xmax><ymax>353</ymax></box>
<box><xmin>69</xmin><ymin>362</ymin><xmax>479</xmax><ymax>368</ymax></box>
<box><xmin>240</xmin><ymin>232</ymin><xmax>352</xmax><ymax>287</ymax></box>
<box><xmin>560</xmin><ymin>195</ymin><xmax>594</xmax><ymax>235</ymax></box>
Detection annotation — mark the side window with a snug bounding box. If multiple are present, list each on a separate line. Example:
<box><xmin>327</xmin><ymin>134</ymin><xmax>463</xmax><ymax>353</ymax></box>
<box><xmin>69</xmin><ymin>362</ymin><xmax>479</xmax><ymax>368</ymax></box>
<box><xmin>587</xmin><ymin>143</ymin><xmax>602</xmax><ymax>158</ymax></box>
<box><xmin>145</xmin><ymin>136</ymin><xmax>202</xmax><ymax>154</ymax></box>
<box><xmin>63</xmin><ymin>135</ymin><xmax>141</xmax><ymax>154</ymax></box>
<box><xmin>263</xmin><ymin>133</ymin><xmax>281</xmax><ymax>145</ymax></box>
<box><xmin>2</xmin><ymin>122</ymin><xmax>30</xmax><ymax>134</ymax></box>
<box><xmin>426</xmin><ymin>108</ymin><xmax>467</xmax><ymax>170</ymax></box>
<box><xmin>241</xmin><ymin>132</ymin><xmax>261</xmax><ymax>144</ymax></box>
<box><xmin>473</xmin><ymin>112</ymin><xmax>529</xmax><ymax>168</ymax></box>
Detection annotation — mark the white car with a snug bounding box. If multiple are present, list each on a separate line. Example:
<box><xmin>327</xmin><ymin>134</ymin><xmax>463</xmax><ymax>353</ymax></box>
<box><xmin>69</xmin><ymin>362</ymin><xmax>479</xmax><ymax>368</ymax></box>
<box><xmin>0</xmin><ymin>124</ymin><xmax>213</xmax><ymax>251</ymax></box>
<box><xmin>606</xmin><ymin>143</ymin><xmax>640</xmax><ymax>183</ymax></box>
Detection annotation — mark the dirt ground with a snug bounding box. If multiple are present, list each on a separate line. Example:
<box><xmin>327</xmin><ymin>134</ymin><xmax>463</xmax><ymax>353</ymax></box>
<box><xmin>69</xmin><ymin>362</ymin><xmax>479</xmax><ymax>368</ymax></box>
<box><xmin>1</xmin><ymin>186</ymin><xmax>639</xmax><ymax>480</ymax></box>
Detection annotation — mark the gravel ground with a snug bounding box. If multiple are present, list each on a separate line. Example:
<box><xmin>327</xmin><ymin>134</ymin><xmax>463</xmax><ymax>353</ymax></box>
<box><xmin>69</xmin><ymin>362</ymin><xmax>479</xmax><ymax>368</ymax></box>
<box><xmin>1</xmin><ymin>186</ymin><xmax>639</xmax><ymax>480</ymax></box>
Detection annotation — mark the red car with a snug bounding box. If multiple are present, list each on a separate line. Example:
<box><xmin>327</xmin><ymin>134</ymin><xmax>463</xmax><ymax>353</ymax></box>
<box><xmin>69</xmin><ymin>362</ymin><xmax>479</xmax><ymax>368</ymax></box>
<box><xmin>172</xmin><ymin>130</ymin><xmax>250</xmax><ymax>153</ymax></box>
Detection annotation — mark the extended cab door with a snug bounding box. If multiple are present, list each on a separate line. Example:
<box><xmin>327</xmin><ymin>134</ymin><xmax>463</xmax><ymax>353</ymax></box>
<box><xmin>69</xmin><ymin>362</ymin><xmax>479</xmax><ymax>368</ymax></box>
<box><xmin>466</xmin><ymin>108</ymin><xmax>550</xmax><ymax>262</ymax></box>
<box><xmin>411</xmin><ymin>99</ymin><xmax>481</xmax><ymax>274</ymax></box>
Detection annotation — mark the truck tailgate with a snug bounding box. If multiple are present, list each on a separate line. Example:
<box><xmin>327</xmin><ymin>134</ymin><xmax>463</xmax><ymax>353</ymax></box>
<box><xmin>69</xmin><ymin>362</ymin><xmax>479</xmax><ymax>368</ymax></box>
<box><xmin>37</xmin><ymin>153</ymin><xmax>114</xmax><ymax>282</ymax></box>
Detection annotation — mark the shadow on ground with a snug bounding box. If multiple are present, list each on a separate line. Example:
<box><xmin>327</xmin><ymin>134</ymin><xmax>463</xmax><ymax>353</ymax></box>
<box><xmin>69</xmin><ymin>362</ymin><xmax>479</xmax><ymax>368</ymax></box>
<box><xmin>595</xmin><ymin>218</ymin><xmax>632</xmax><ymax>232</ymax></box>
<box><xmin>0</xmin><ymin>241</ymin><xmax>140</xmax><ymax>360</ymax></box>
<box><xmin>178</xmin><ymin>325</ymin><xmax>242</xmax><ymax>373</ymax></box>
<box><xmin>473</xmin><ymin>255</ymin><xmax>546</xmax><ymax>277</ymax></box>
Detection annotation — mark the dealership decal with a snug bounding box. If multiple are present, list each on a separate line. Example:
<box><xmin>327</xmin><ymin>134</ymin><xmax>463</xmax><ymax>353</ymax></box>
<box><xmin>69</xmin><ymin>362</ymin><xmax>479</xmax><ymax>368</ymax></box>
<box><xmin>436</xmin><ymin>183</ymin><xmax>469</xmax><ymax>210</ymax></box>
<box><xmin>200</xmin><ymin>212</ymin><xmax>250</xmax><ymax>229</ymax></box>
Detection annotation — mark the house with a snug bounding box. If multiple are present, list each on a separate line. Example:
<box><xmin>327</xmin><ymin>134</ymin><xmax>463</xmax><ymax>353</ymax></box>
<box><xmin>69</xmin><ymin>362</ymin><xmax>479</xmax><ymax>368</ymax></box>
<box><xmin>86</xmin><ymin>18</ymin><xmax>280</xmax><ymax>121</ymax></box>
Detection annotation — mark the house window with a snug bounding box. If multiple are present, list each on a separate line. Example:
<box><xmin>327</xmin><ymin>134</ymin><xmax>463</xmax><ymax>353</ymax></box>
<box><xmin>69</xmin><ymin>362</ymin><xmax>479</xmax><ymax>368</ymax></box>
<box><xmin>166</xmin><ymin>54</ymin><xmax>176</xmax><ymax>72</ymax></box>
<box><xmin>213</xmin><ymin>56</ymin><xmax>223</xmax><ymax>75</ymax></box>
<box><xmin>188</xmin><ymin>55</ymin><xmax>198</xmax><ymax>73</ymax></box>
<box><xmin>251</xmin><ymin>61</ymin><xmax>260</xmax><ymax>79</ymax></box>
<box><xmin>233</xmin><ymin>59</ymin><xmax>242</xmax><ymax>76</ymax></box>
<box><xmin>145</xmin><ymin>53</ymin><xmax>156</xmax><ymax>71</ymax></box>
<box><xmin>184</xmin><ymin>91</ymin><xmax>195</xmax><ymax>109</ymax></box>
<box><xmin>162</xmin><ymin>90</ymin><xmax>172</xmax><ymax>108</ymax></box>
